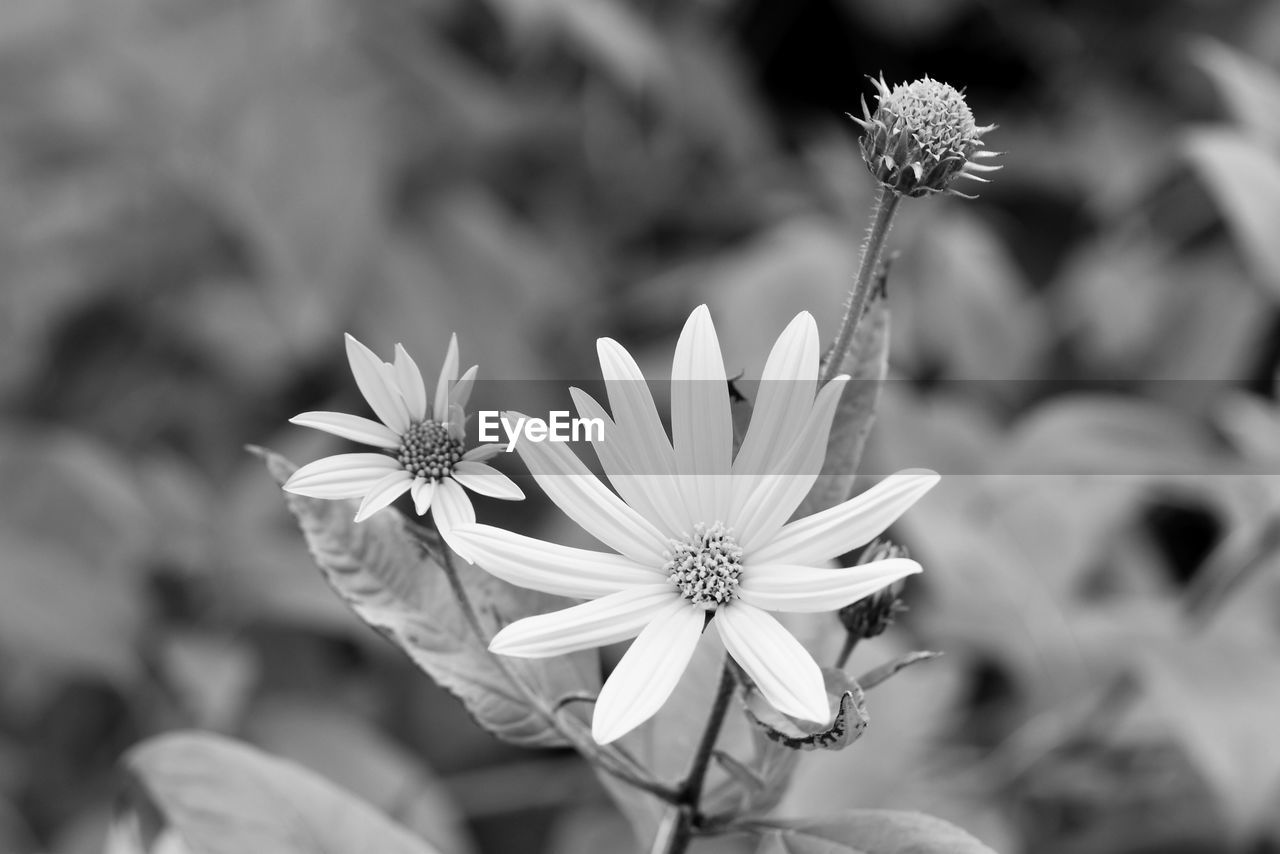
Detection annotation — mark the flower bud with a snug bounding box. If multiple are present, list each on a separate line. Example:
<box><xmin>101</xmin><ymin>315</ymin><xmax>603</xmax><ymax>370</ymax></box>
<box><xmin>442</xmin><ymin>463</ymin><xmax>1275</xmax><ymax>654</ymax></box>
<box><xmin>852</xmin><ymin>75</ymin><xmax>999</xmax><ymax>198</ymax></box>
<box><xmin>839</xmin><ymin>540</ymin><xmax>910</xmax><ymax>639</ymax></box>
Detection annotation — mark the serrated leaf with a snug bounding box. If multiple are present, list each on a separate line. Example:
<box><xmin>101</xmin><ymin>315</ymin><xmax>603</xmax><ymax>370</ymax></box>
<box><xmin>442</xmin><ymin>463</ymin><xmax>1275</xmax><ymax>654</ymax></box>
<box><xmin>258</xmin><ymin>448</ymin><xmax>599</xmax><ymax>748</ymax></box>
<box><xmin>743</xmin><ymin>668</ymin><xmax>868</xmax><ymax>752</ymax></box>
<box><xmin>755</xmin><ymin>810</ymin><xmax>999</xmax><ymax>854</ymax></box>
<box><xmin>801</xmin><ymin>293</ymin><xmax>889</xmax><ymax>517</ymax></box>
<box><xmin>126</xmin><ymin>732</ymin><xmax>441</xmax><ymax>854</ymax></box>
<box><xmin>1184</xmin><ymin>129</ymin><xmax>1280</xmax><ymax>297</ymax></box>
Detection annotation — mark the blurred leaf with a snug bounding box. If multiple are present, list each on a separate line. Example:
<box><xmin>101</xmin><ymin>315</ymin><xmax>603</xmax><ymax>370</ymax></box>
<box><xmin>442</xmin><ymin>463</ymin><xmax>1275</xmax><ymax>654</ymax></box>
<box><xmin>157</xmin><ymin>632</ymin><xmax>258</xmax><ymax>732</ymax></box>
<box><xmin>1184</xmin><ymin>129</ymin><xmax>1280</xmax><ymax>296</ymax></box>
<box><xmin>126</xmin><ymin>731</ymin><xmax>441</xmax><ymax>854</ymax></box>
<box><xmin>1137</xmin><ymin>637</ymin><xmax>1280</xmax><ymax>835</ymax></box>
<box><xmin>248</xmin><ymin>700</ymin><xmax>474</xmax><ymax>854</ymax></box>
<box><xmin>754</xmin><ymin>810</ymin><xmax>998</xmax><ymax>854</ymax></box>
<box><xmin>1193</xmin><ymin>40</ymin><xmax>1280</xmax><ymax>147</ymax></box>
<box><xmin>742</xmin><ymin>668</ymin><xmax>868</xmax><ymax>752</ymax></box>
<box><xmin>799</xmin><ymin>292</ymin><xmax>889</xmax><ymax>517</ymax></box>
<box><xmin>260</xmin><ymin>448</ymin><xmax>600</xmax><ymax>748</ymax></box>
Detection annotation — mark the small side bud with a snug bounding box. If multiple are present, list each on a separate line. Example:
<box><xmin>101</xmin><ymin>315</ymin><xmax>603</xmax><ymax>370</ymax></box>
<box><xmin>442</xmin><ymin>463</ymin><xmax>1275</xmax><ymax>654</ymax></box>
<box><xmin>854</xmin><ymin>75</ymin><xmax>999</xmax><ymax>198</ymax></box>
<box><xmin>839</xmin><ymin>540</ymin><xmax>910</xmax><ymax>639</ymax></box>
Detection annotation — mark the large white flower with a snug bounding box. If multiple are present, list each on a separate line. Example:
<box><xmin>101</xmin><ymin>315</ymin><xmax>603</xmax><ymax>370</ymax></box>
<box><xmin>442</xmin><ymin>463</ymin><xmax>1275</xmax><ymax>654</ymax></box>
<box><xmin>451</xmin><ymin>306</ymin><xmax>938</xmax><ymax>744</ymax></box>
<box><xmin>283</xmin><ymin>334</ymin><xmax>522</xmax><ymax>530</ymax></box>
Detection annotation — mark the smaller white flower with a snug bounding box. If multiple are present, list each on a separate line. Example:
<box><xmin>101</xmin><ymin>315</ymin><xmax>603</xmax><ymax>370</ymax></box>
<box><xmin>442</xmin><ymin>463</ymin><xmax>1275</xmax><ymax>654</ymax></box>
<box><xmin>283</xmin><ymin>334</ymin><xmax>522</xmax><ymax>532</ymax></box>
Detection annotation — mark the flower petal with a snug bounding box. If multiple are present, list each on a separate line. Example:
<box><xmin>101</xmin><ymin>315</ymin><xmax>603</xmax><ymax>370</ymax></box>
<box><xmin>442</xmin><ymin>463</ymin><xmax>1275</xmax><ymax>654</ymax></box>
<box><xmin>393</xmin><ymin>344</ymin><xmax>428</xmax><ymax>422</ymax></box>
<box><xmin>447</xmin><ymin>524</ymin><xmax>665</xmax><ymax>598</ymax></box>
<box><xmin>732</xmin><ymin>313</ymin><xmax>819</xmax><ymax>492</ymax></box>
<box><xmin>671</xmin><ymin>305</ymin><xmax>733</xmax><ymax>521</ymax></box>
<box><xmin>716</xmin><ymin>603</ymin><xmax>828</xmax><ymax>723</ymax></box>
<box><xmin>451</xmin><ymin>461</ymin><xmax>524</xmax><ymax>500</ymax></box>
<box><xmin>750</xmin><ymin>469</ymin><xmax>941</xmax><ymax>566</ymax></box>
<box><xmin>570</xmin><ymin>388</ymin><xmax>686</xmax><ymax>536</ymax></box>
<box><xmin>432</xmin><ymin>476</ymin><xmax>475</xmax><ymax>537</ymax></box>
<box><xmin>591</xmin><ymin>600</ymin><xmax>705</xmax><ymax>744</ymax></box>
<box><xmin>289</xmin><ymin>411</ymin><xmax>401</xmax><ymax>449</ymax></box>
<box><xmin>734</xmin><ymin>375</ymin><xmax>848</xmax><ymax>551</ymax></box>
<box><xmin>353</xmin><ymin>470</ymin><xmax>413</xmax><ymax>522</ymax></box>
<box><xmin>452</xmin><ymin>365</ymin><xmax>478</xmax><ymax>413</ymax></box>
<box><xmin>345</xmin><ymin>334</ymin><xmax>411</xmax><ymax>433</ymax></box>
<box><xmin>738</xmin><ymin>559</ymin><xmax>921</xmax><ymax>613</ymax></box>
<box><xmin>411</xmin><ymin>478</ymin><xmax>435</xmax><ymax>515</ymax></box>
<box><xmin>283</xmin><ymin>453</ymin><xmax>401</xmax><ymax>498</ymax></box>
<box><xmin>512</xmin><ymin>413</ymin><xmax>669</xmax><ymax>564</ymax></box>
<box><xmin>434</xmin><ymin>334</ymin><xmax>460</xmax><ymax>422</ymax></box>
<box><xmin>488</xmin><ymin>585</ymin><xmax>677</xmax><ymax>658</ymax></box>
<box><xmin>463</xmin><ymin>443</ymin><xmax>507</xmax><ymax>462</ymax></box>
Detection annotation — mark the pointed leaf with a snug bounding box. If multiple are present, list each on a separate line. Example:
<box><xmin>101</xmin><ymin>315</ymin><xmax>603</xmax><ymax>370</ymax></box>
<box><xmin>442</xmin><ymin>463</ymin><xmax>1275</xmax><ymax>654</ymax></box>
<box><xmin>125</xmin><ymin>732</ymin><xmax>441</xmax><ymax>854</ymax></box>
<box><xmin>258</xmin><ymin>447</ymin><xmax>600</xmax><ymax>748</ymax></box>
<box><xmin>755</xmin><ymin>810</ymin><xmax>999</xmax><ymax>854</ymax></box>
<box><xmin>742</xmin><ymin>667</ymin><xmax>868</xmax><ymax>752</ymax></box>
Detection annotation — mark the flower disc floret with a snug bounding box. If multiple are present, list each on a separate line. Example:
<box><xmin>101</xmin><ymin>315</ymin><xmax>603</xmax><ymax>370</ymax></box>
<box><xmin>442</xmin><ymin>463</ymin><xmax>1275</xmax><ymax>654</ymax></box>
<box><xmin>398</xmin><ymin>420</ymin><xmax>464</xmax><ymax>481</ymax></box>
<box><xmin>665</xmin><ymin>522</ymin><xmax>743</xmax><ymax>607</ymax></box>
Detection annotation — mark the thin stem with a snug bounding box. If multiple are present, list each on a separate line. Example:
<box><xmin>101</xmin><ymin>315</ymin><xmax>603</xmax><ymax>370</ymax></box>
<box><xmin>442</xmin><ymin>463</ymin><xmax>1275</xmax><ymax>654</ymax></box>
<box><xmin>835</xmin><ymin>634</ymin><xmax>859</xmax><ymax>670</ymax></box>
<box><xmin>659</xmin><ymin>660</ymin><xmax>738</xmax><ymax>854</ymax></box>
<box><xmin>436</xmin><ymin>542</ymin><xmax>680</xmax><ymax>803</ymax></box>
<box><xmin>820</xmin><ymin>185</ymin><xmax>901</xmax><ymax>385</ymax></box>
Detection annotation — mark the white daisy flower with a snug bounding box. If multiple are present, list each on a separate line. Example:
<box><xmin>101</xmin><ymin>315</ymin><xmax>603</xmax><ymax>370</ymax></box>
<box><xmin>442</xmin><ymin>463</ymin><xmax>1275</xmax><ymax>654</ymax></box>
<box><xmin>450</xmin><ymin>305</ymin><xmax>938</xmax><ymax>744</ymax></box>
<box><xmin>283</xmin><ymin>334</ymin><xmax>522</xmax><ymax>531</ymax></box>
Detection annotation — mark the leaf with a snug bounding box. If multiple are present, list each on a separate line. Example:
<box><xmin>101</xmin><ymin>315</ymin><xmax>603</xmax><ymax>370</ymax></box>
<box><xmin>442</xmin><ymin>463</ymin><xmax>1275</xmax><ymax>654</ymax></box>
<box><xmin>742</xmin><ymin>668</ymin><xmax>868</xmax><ymax>752</ymax></box>
<box><xmin>1136</xmin><ymin>637</ymin><xmax>1280</xmax><ymax>835</ymax></box>
<box><xmin>1184</xmin><ymin>129</ymin><xmax>1280</xmax><ymax>297</ymax></box>
<box><xmin>799</xmin><ymin>291</ymin><xmax>890</xmax><ymax>517</ymax></box>
<box><xmin>258</xmin><ymin>447</ymin><xmax>600</xmax><ymax>748</ymax></box>
<box><xmin>856</xmin><ymin>651</ymin><xmax>941</xmax><ymax>691</ymax></box>
<box><xmin>125</xmin><ymin>731</ymin><xmax>441</xmax><ymax>854</ymax></box>
<box><xmin>755</xmin><ymin>810</ymin><xmax>999</xmax><ymax>854</ymax></box>
<box><xmin>1193</xmin><ymin>40</ymin><xmax>1280</xmax><ymax>147</ymax></box>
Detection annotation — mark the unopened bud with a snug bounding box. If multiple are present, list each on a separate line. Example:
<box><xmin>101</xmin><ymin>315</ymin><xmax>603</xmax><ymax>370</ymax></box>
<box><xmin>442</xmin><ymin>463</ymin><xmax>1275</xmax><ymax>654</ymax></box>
<box><xmin>839</xmin><ymin>540</ymin><xmax>910</xmax><ymax>639</ymax></box>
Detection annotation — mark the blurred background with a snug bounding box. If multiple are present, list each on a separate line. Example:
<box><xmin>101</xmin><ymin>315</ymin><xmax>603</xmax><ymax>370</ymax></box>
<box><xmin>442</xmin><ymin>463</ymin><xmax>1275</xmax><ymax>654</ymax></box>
<box><xmin>3</xmin><ymin>0</ymin><xmax>1280</xmax><ymax>852</ymax></box>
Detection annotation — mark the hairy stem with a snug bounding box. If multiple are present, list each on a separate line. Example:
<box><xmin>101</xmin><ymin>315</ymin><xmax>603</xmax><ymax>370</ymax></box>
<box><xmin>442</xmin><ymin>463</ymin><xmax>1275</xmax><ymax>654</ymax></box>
<box><xmin>821</xmin><ymin>185</ymin><xmax>901</xmax><ymax>385</ymax></box>
<box><xmin>659</xmin><ymin>660</ymin><xmax>738</xmax><ymax>854</ymax></box>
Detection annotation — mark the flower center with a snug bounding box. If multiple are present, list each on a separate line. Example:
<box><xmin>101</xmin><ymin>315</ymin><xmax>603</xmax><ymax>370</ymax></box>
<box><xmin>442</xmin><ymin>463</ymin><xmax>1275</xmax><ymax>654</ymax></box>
<box><xmin>396</xmin><ymin>420</ymin><xmax>463</xmax><ymax>481</ymax></box>
<box><xmin>664</xmin><ymin>522</ymin><xmax>743</xmax><ymax>609</ymax></box>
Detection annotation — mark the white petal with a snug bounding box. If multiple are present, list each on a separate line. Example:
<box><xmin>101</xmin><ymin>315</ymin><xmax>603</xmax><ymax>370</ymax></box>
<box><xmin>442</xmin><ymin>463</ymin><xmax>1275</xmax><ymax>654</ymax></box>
<box><xmin>344</xmin><ymin>334</ymin><xmax>411</xmax><ymax>433</ymax></box>
<box><xmin>751</xmin><ymin>469</ymin><xmax>941</xmax><ymax>566</ymax></box>
<box><xmin>411</xmin><ymin>478</ymin><xmax>435</xmax><ymax>515</ymax></box>
<box><xmin>596</xmin><ymin>338</ymin><xmax>686</xmax><ymax>525</ymax></box>
<box><xmin>452</xmin><ymin>365</ymin><xmax>478</xmax><ymax>413</ymax></box>
<box><xmin>451</xmin><ymin>461</ymin><xmax>524</xmax><ymax>500</ymax></box>
<box><xmin>513</xmin><ymin>414</ymin><xmax>669</xmax><ymax>564</ymax></box>
<box><xmin>570</xmin><ymin>388</ymin><xmax>686</xmax><ymax>536</ymax></box>
<box><xmin>463</xmin><ymin>443</ymin><xmax>507</xmax><ymax>462</ymax></box>
<box><xmin>671</xmin><ymin>305</ymin><xmax>733</xmax><ymax>521</ymax></box>
<box><xmin>732</xmin><ymin>313</ymin><xmax>819</xmax><ymax>494</ymax></box>
<box><xmin>283</xmin><ymin>453</ymin><xmax>401</xmax><ymax>498</ymax></box>
<box><xmin>432</xmin><ymin>477</ymin><xmax>475</xmax><ymax>536</ymax></box>
<box><xmin>447</xmin><ymin>524</ymin><xmax>665</xmax><ymax>598</ymax></box>
<box><xmin>735</xmin><ymin>376</ymin><xmax>848</xmax><ymax>551</ymax></box>
<box><xmin>353</xmin><ymin>471</ymin><xmax>413</xmax><ymax>522</ymax></box>
<box><xmin>591</xmin><ymin>600</ymin><xmax>705</xmax><ymax>744</ymax></box>
<box><xmin>434</xmin><ymin>334</ymin><xmax>460</xmax><ymax>422</ymax></box>
<box><xmin>489</xmin><ymin>585</ymin><xmax>677</xmax><ymax>658</ymax></box>
<box><xmin>393</xmin><ymin>345</ymin><xmax>429</xmax><ymax>422</ymax></box>
<box><xmin>289</xmin><ymin>411</ymin><xmax>401</xmax><ymax>449</ymax></box>
<box><xmin>738</xmin><ymin>559</ymin><xmax>921</xmax><ymax>613</ymax></box>
<box><xmin>716</xmin><ymin>603</ymin><xmax>828</xmax><ymax>723</ymax></box>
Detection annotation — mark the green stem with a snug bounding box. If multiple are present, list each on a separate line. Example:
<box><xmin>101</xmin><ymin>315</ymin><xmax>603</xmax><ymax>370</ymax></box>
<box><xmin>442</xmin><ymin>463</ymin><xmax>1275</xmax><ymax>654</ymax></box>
<box><xmin>820</xmin><ymin>185</ymin><xmax>901</xmax><ymax>385</ymax></box>
<box><xmin>659</xmin><ymin>660</ymin><xmax>738</xmax><ymax>854</ymax></box>
<box><xmin>436</xmin><ymin>540</ymin><xmax>679</xmax><ymax>804</ymax></box>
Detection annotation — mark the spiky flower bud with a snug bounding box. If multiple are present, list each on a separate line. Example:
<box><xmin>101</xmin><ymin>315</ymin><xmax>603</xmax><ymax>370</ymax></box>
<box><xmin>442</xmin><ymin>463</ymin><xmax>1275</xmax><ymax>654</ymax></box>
<box><xmin>852</xmin><ymin>75</ymin><xmax>999</xmax><ymax>198</ymax></box>
<box><xmin>839</xmin><ymin>540</ymin><xmax>910</xmax><ymax>639</ymax></box>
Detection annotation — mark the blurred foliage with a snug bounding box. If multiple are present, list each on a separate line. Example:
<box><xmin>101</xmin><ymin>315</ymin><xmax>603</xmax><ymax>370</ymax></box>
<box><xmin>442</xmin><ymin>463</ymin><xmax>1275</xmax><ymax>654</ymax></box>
<box><xmin>3</xmin><ymin>0</ymin><xmax>1280</xmax><ymax>852</ymax></box>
